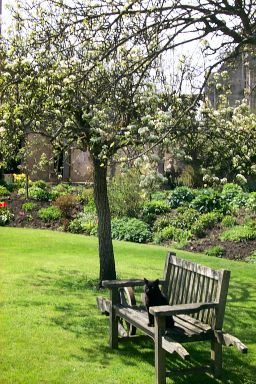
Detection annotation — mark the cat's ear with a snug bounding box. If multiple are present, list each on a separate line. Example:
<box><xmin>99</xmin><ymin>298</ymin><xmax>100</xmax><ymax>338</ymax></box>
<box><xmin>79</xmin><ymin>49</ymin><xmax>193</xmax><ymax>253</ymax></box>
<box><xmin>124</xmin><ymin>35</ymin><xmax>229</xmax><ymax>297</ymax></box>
<box><xmin>154</xmin><ymin>279</ymin><xmax>159</xmax><ymax>285</ymax></box>
<box><xmin>144</xmin><ymin>278</ymin><xmax>148</xmax><ymax>284</ymax></box>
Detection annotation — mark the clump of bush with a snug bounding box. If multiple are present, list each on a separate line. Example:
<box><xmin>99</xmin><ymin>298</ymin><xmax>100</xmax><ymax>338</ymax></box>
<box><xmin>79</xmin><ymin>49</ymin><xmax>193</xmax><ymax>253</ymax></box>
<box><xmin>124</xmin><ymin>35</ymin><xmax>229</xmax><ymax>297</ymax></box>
<box><xmin>51</xmin><ymin>183</ymin><xmax>75</xmax><ymax>200</ymax></box>
<box><xmin>0</xmin><ymin>185</ymin><xmax>11</xmax><ymax>198</ymax></box>
<box><xmin>108</xmin><ymin>170</ymin><xmax>144</xmax><ymax>218</ymax></box>
<box><xmin>53</xmin><ymin>194</ymin><xmax>77</xmax><ymax>218</ymax></box>
<box><xmin>68</xmin><ymin>212</ymin><xmax>98</xmax><ymax>235</ymax></box>
<box><xmin>33</xmin><ymin>180</ymin><xmax>48</xmax><ymax>190</ymax></box>
<box><xmin>38</xmin><ymin>206</ymin><xmax>62</xmax><ymax>221</ymax></box>
<box><xmin>29</xmin><ymin>186</ymin><xmax>51</xmax><ymax>201</ymax></box>
<box><xmin>220</xmin><ymin>225</ymin><xmax>256</xmax><ymax>242</ymax></box>
<box><xmin>221</xmin><ymin>215</ymin><xmax>237</xmax><ymax>228</ymax></box>
<box><xmin>111</xmin><ymin>217</ymin><xmax>151</xmax><ymax>243</ymax></box>
<box><xmin>139</xmin><ymin>200</ymin><xmax>170</xmax><ymax>225</ymax></box>
<box><xmin>22</xmin><ymin>202</ymin><xmax>38</xmax><ymax>212</ymax></box>
<box><xmin>168</xmin><ymin>186</ymin><xmax>196</xmax><ymax>209</ymax></box>
<box><xmin>153</xmin><ymin>225</ymin><xmax>191</xmax><ymax>245</ymax></box>
<box><xmin>221</xmin><ymin>183</ymin><xmax>244</xmax><ymax>202</ymax></box>
<box><xmin>77</xmin><ymin>188</ymin><xmax>94</xmax><ymax>204</ymax></box>
<box><xmin>169</xmin><ymin>207</ymin><xmax>200</xmax><ymax>230</ymax></box>
<box><xmin>205</xmin><ymin>245</ymin><xmax>226</xmax><ymax>257</ymax></box>
<box><xmin>190</xmin><ymin>211</ymin><xmax>222</xmax><ymax>238</ymax></box>
<box><xmin>247</xmin><ymin>192</ymin><xmax>256</xmax><ymax>212</ymax></box>
<box><xmin>190</xmin><ymin>189</ymin><xmax>224</xmax><ymax>213</ymax></box>
<box><xmin>0</xmin><ymin>207</ymin><xmax>13</xmax><ymax>226</ymax></box>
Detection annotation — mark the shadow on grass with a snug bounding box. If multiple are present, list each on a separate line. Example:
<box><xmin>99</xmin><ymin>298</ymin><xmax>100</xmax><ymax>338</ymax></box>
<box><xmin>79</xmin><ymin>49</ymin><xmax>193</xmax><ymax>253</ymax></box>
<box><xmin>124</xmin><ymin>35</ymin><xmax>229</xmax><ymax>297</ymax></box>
<box><xmin>23</xmin><ymin>268</ymin><xmax>255</xmax><ymax>384</ymax></box>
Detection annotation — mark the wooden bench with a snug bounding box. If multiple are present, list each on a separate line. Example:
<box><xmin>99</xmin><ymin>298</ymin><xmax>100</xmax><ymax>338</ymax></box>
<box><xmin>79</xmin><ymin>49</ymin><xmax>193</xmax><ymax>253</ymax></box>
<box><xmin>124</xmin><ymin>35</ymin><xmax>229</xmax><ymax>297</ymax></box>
<box><xmin>97</xmin><ymin>252</ymin><xmax>247</xmax><ymax>384</ymax></box>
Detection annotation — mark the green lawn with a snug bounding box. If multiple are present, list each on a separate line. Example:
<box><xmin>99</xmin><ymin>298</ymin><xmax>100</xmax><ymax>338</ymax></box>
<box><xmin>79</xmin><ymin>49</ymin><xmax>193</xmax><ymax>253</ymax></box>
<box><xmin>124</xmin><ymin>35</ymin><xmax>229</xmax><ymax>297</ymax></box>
<box><xmin>0</xmin><ymin>227</ymin><xmax>255</xmax><ymax>384</ymax></box>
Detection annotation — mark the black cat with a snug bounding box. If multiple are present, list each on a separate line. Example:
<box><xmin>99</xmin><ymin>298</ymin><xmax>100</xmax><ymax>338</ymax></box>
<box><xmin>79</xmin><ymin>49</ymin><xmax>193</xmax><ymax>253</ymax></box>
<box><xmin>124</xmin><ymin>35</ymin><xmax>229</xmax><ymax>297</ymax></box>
<box><xmin>144</xmin><ymin>278</ymin><xmax>174</xmax><ymax>328</ymax></box>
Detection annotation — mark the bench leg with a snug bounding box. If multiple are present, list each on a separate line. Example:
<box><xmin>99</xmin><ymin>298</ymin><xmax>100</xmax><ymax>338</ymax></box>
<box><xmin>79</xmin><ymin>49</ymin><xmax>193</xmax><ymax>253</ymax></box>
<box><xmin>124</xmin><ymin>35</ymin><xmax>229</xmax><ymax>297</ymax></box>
<box><xmin>211</xmin><ymin>339</ymin><xmax>222</xmax><ymax>377</ymax></box>
<box><xmin>155</xmin><ymin>317</ymin><xmax>166</xmax><ymax>384</ymax></box>
<box><xmin>109</xmin><ymin>288</ymin><xmax>119</xmax><ymax>349</ymax></box>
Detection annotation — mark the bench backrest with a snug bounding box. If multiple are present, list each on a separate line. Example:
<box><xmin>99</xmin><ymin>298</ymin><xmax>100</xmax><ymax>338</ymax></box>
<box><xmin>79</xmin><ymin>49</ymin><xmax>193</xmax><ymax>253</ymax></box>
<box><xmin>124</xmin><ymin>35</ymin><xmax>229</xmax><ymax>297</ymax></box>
<box><xmin>162</xmin><ymin>252</ymin><xmax>230</xmax><ymax>329</ymax></box>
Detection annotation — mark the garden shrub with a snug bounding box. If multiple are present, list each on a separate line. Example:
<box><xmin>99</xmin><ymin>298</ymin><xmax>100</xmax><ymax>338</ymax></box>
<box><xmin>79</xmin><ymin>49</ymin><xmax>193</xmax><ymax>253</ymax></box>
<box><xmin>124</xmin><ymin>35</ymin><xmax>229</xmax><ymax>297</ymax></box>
<box><xmin>13</xmin><ymin>173</ymin><xmax>32</xmax><ymax>188</ymax></box>
<box><xmin>53</xmin><ymin>194</ymin><xmax>77</xmax><ymax>218</ymax></box>
<box><xmin>0</xmin><ymin>206</ymin><xmax>13</xmax><ymax>226</ymax></box>
<box><xmin>169</xmin><ymin>207</ymin><xmax>200</xmax><ymax>229</ymax></box>
<box><xmin>153</xmin><ymin>225</ymin><xmax>191</xmax><ymax>244</ymax></box>
<box><xmin>190</xmin><ymin>189</ymin><xmax>225</xmax><ymax>213</ymax></box>
<box><xmin>139</xmin><ymin>200</ymin><xmax>170</xmax><ymax>225</ymax></box>
<box><xmin>221</xmin><ymin>183</ymin><xmax>244</xmax><ymax>202</ymax></box>
<box><xmin>220</xmin><ymin>225</ymin><xmax>256</xmax><ymax>241</ymax></box>
<box><xmin>111</xmin><ymin>217</ymin><xmax>151</xmax><ymax>243</ymax></box>
<box><xmin>0</xmin><ymin>185</ymin><xmax>11</xmax><ymax>198</ymax></box>
<box><xmin>33</xmin><ymin>180</ymin><xmax>48</xmax><ymax>190</ymax></box>
<box><xmin>168</xmin><ymin>186</ymin><xmax>196</xmax><ymax>209</ymax></box>
<box><xmin>153</xmin><ymin>208</ymin><xmax>199</xmax><ymax>233</ymax></box>
<box><xmin>205</xmin><ymin>245</ymin><xmax>226</xmax><ymax>257</ymax></box>
<box><xmin>77</xmin><ymin>188</ymin><xmax>94</xmax><ymax>204</ymax></box>
<box><xmin>150</xmin><ymin>191</ymin><xmax>168</xmax><ymax>201</ymax></box>
<box><xmin>190</xmin><ymin>221</ymin><xmax>206</xmax><ymax>238</ymax></box>
<box><xmin>83</xmin><ymin>197</ymin><xmax>96</xmax><ymax>213</ymax></box>
<box><xmin>68</xmin><ymin>212</ymin><xmax>98</xmax><ymax>235</ymax></box>
<box><xmin>108</xmin><ymin>170</ymin><xmax>144</xmax><ymax>218</ymax></box>
<box><xmin>199</xmin><ymin>211</ymin><xmax>223</xmax><ymax>229</ymax></box>
<box><xmin>22</xmin><ymin>202</ymin><xmax>38</xmax><ymax>212</ymax></box>
<box><xmin>221</xmin><ymin>183</ymin><xmax>249</xmax><ymax>209</ymax></box>
<box><xmin>221</xmin><ymin>215</ymin><xmax>237</xmax><ymax>228</ymax></box>
<box><xmin>29</xmin><ymin>186</ymin><xmax>51</xmax><ymax>201</ymax></box>
<box><xmin>244</xmin><ymin>218</ymin><xmax>256</xmax><ymax>230</ymax></box>
<box><xmin>38</xmin><ymin>206</ymin><xmax>62</xmax><ymax>221</ymax></box>
<box><xmin>153</xmin><ymin>213</ymin><xmax>174</xmax><ymax>232</ymax></box>
<box><xmin>51</xmin><ymin>183</ymin><xmax>75</xmax><ymax>199</ymax></box>
<box><xmin>191</xmin><ymin>211</ymin><xmax>222</xmax><ymax>238</ymax></box>
<box><xmin>247</xmin><ymin>192</ymin><xmax>256</xmax><ymax>212</ymax></box>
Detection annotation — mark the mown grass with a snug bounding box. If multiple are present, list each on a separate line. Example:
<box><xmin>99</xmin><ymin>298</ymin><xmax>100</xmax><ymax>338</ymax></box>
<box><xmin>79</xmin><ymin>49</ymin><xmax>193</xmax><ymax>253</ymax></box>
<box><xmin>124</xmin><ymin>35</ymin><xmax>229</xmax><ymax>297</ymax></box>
<box><xmin>0</xmin><ymin>227</ymin><xmax>255</xmax><ymax>384</ymax></box>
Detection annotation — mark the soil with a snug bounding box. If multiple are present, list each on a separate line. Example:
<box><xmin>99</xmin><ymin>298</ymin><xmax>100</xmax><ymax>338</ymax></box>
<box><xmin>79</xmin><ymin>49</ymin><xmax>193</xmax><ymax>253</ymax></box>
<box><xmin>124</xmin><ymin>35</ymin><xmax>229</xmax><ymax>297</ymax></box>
<box><xmin>4</xmin><ymin>194</ymin><xmax>256</xmax><ymax>262</ymax></box>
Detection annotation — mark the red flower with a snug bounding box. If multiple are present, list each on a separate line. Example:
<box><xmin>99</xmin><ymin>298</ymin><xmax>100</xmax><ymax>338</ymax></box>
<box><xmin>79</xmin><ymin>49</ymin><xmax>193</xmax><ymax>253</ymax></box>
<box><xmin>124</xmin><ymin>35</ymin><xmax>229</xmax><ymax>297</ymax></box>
<box><xmin>0</xmin><ymin>202</ymin><xmax>7</xmax><ymax>208</ymax></box>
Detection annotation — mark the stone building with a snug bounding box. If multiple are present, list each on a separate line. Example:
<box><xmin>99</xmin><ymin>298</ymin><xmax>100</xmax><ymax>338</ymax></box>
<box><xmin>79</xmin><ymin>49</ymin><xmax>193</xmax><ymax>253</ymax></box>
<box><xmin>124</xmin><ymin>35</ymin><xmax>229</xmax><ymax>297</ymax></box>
<box><xmin>206</xmin><ymin>50</ymin><xmax>256</xmax><ymax>110</ymax></box>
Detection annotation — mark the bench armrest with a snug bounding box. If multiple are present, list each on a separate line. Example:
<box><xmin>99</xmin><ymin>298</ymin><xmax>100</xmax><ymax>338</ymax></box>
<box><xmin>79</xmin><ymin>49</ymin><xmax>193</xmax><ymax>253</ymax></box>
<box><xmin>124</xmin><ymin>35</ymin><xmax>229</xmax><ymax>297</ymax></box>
<box><xmin>102</xmin><ymin>278</ymin><xmax>165</xmax><ymax>289</ymax></box>
<box><xmin>149</xmin><ymin>302</ymin><xmax>218</xmax><ymax>317</ymax></box>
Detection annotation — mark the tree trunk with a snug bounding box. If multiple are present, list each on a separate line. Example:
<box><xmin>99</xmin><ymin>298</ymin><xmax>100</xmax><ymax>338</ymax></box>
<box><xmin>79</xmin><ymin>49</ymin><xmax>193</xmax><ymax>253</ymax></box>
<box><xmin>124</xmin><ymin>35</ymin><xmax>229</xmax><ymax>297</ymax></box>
<box><xmin>92</xmin><ymin>157</ymin><xmax>116</xmax><ymax>285</ymax></box>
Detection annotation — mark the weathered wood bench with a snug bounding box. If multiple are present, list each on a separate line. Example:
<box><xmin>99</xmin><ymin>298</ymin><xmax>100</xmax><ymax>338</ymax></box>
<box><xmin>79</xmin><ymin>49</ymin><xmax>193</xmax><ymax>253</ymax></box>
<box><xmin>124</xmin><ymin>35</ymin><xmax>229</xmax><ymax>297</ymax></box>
<box><xmin>97</xmin><ymin>252</ymin><xmax>247</xmax><ymax>384</ymax></box>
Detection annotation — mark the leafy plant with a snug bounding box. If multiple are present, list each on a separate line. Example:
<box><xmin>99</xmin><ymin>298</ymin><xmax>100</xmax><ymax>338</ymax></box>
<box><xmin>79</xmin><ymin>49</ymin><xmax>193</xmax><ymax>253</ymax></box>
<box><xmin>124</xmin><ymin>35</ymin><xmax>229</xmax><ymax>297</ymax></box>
<box><xmin>77</xmin><ymin>188</ymin><xmax>94</xmax><ymax>204</ymax></box>
<box><xmin>33</xmin><ymin>180</ymin><xmax>48</xmax><ymax>190</ymax></box>
<box><xmin>38</xmin><ymin>206</ymin><xmax>62</xmax><ymax>221</ymax></box>
<box><xmin>190</xmin><ymin>189</ymin><xmax>225</xmax><ymax>213</ymax></box>
<box><xmin>29</xmin><ymin>186</ymin><xmax>51</xmax><ymax>201</ymax></box>
<box><xmin>68</xmin><ymin>212</ymin><xmax>98</xmax><ymax>235</ymax></box>
<box><xmin>169</xmin><ymin>207</ymin><xmax>200</xmax><ymax>229</ymax></box>
<box><xmin>108</xmin><ymin>170</ymin><xmax>144</xmax><ymax>218</ymax></box>
<box><xmin>139</xmin><ymin>200</ymin><xmax>170</xmax><ymax>225</ymax></box>
<box><xmin>205</xmin><ymin>245</ymin><xmax>225</xmax><ymax>257</ymax></box>
<box><xmin>0</xmin><ymin>185</ymin><xmax>11</xmax><ymax>198</ymax></box>
<box><xmin>53</xmin><ymin>194</ymin><xmax>77</xmax><ymax>218</ymax></box>
<box><xmin>22</xmin><ymin>202</ymin><xmax>38</xmax><ymax>212</ymax></box>
<box><xmin>190</xmin><ymin>211</ymin><xmax>222</xmax><ymax>238</ymax></box>
<box><xmin>51</xmin><ymin>183</ymin><xmax>75</xmax><ymax>200</ymax></box>
<box><xmin>153</xmin><ymin>224</ymin><xmax>191</xmax><ymax>244</ymax></box>
<box><xmin>0</xmin><ymin>207</ymin><xmax>13</xmax><ymax>226</ymax></box>
<box><xmin>247</xmin><ymin>192</ymin><xmax>256</xmax><ymax>212</ymax></box>
<box><xmin>221</xmin><ymin>183</ymin><xmax>244</xmax><ymax>202</ymax></box>
<box><xmin>111</xmin><ymin>217</ymin><xmax>151</xmax><ymax>243</ymax></box>
<box><xmin>220</xmin><ymin>225</ymin><xmax>256</xmax><ymax>242</ymax></box>
<box><xmin>168</xmin><ymin>186</ymin><xmax>196</xmax><ymax>209</ymax></box>
<box><xmin>190</xmin><ymin>221</ymin><xmax>207</xmax><ymax>238</ymax></box>
<box><xmin>221</xmin><ymin>215</ymin><xmax>237</xmax><ymax>228</ymax></box>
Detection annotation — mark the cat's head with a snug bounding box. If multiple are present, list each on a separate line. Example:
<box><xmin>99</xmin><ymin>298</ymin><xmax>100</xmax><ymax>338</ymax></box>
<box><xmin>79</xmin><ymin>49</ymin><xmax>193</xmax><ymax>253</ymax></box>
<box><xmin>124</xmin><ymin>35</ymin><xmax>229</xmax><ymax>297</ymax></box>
<box><xmin>144</xmin><ymin>278</ymin><xmax>160</xmax><ymax>296</ymax></box>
